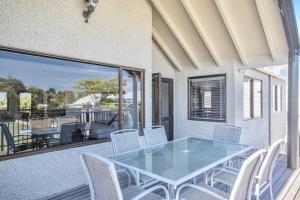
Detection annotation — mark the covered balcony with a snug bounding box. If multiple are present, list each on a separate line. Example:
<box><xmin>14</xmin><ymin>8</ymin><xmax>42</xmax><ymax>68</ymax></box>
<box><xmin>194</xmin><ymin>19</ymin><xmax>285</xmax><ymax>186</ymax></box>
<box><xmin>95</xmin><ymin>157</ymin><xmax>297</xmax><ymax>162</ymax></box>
<box><xmin>0</xmin><ymin>0</ymin><xmax>299</xmax><ymax>200</ymax></box>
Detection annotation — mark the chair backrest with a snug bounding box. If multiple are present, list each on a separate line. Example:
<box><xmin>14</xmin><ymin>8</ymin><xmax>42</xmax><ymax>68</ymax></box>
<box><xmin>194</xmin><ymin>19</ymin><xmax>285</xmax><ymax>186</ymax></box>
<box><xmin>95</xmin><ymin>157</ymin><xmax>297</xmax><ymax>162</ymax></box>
<box><xmin>143</xmin><ymin>125</ymin><xmax>167</xmax><ymax>147</ymax></box>
<box><xmin>230</xmin><ymin>149</ymin><xmax>267</xmax><ymax>200</ymax></box>
<box><xmin>80</xmin><ymin>153</ymin><xmax>123</xmax><ymax>200</ymax></box>
<box><xmin>0</xmin><ymin>123</ymin><xmax>16</xmax><ymax>152</ymax></box>
<box><xmin>212</xmin><ymin>125</ymin><xmax>241</xmax><ymax>144</ymax></box>
<box><xmin>111</xmin><ymin>129</ymin><xmax>141</xmax><ymax>154</ymax></box>
<box><xmin>257</xmin><ymin>139</ymin><xmax>284</xmax><ymax>186</ymax></box>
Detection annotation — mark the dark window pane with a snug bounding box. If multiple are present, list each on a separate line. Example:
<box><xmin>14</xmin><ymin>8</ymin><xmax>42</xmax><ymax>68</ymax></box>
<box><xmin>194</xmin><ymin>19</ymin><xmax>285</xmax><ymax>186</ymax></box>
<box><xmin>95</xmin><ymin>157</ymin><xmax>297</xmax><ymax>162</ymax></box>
<box><xmin>188</xmin><ymin>75</ymin><xmax>226</xmax><ymax>121</ymax></box>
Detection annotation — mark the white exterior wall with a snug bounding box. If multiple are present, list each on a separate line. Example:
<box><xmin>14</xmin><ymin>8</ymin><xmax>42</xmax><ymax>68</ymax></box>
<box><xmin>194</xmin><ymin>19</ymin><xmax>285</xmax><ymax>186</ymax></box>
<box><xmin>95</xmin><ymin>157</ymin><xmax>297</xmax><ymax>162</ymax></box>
<box><xmin>0</xmin><ymin>1</ymin><xmax>152</xmax><ymax>200</ymax></box>
<box><xmin>234</xmin><ymin>69</ymin><xmax>270</xmax><ymax>148</ymax></box>
<box><xmin>152</xmin><ymin>41</ymin><xmax>176</xmax><ymax>79</ymax></box>
<box><xmin>174</xmin><ymin>64</ymin><xmax>237</xmax><ymax>140</ymax></box>
<box><xmin>270</xmin><ymin>77</ymin><xmax>287</xmax><ymax>144</ymax></box>
<box><xmin>0</xmin><ymin>1</ymin><xmax>287</xmax><ymax>199</ymax></box>
<box><xmin>174</xmin><ymin>66</ymin><xmax>287</xmax><ymax>149</ymax></box>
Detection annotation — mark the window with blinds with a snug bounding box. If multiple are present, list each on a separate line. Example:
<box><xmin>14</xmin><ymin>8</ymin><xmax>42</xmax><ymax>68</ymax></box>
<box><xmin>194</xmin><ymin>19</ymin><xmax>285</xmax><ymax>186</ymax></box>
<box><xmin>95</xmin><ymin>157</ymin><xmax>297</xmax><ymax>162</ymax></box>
<box><xmin>188</xmin><ymin>75</ymin><xmax>226</xmax><ymax>121</ymax></box>
<box><xmin>243</xmin><ymin>76</ymin><xmax>262</xmax><ymax>119</ymax></box>
<box><xmin>273</xmin><ymin>85</ymin><xmax>282</xmax><ymax>112</ymax></box>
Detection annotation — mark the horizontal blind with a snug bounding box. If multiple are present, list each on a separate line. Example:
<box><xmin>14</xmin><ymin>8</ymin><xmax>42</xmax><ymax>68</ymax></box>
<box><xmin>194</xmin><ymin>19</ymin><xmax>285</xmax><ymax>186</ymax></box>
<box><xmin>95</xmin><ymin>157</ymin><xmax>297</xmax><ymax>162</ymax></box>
<box><xmin>243</xmin><ymin>76</ymin><xmax>262</xmax><ymax>119</ymax></box>
<box><xmin>189</xmin><ymin>75</ymin><xmax>225</xmax><ymax>121</ymax></box>
<box><xmin>243</xmin><ymin>77</ymin><xmax>251</xmax><ymax>119</ymax></box>
<box><xmin>252</xmin><ymin>79</ymin><xmax>262</xmax><ymax>118</ymax></box>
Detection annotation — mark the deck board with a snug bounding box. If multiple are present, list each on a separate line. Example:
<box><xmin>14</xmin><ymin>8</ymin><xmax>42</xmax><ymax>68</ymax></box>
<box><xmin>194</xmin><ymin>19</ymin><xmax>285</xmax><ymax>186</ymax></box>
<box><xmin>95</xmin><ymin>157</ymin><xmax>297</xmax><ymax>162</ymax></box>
<box><xmin>41</xmin><ymin>154</ymin><xmax>293</xmax><ymax>200</ymax></box>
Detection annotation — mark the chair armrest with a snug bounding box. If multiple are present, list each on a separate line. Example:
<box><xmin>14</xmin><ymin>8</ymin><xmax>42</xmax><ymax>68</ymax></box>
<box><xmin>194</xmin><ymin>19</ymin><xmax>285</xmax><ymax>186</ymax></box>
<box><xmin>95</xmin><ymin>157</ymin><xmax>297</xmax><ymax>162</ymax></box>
<box><xmin>116</xmin><ymin>169</ymin><xmax>131</xmax><ymax>187</ymax></box>
<box><xmin>175</xmin><ymin>184</ymin><xmax>227</xmax><ymax>200</ymax></box>
<box><xmin>132</xmin><ymin>185</ymin><xmax>170</xmax><ymax>200</ymax></box>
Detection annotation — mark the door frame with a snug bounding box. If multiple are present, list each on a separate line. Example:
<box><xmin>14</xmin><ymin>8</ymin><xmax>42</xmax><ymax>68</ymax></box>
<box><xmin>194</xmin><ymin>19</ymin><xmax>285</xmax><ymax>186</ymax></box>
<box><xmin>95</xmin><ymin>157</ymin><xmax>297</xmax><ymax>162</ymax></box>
<box><xmin>152</xmin><ymin>73</ymin><xmax>174</xmax><ymax>140</ymax></box>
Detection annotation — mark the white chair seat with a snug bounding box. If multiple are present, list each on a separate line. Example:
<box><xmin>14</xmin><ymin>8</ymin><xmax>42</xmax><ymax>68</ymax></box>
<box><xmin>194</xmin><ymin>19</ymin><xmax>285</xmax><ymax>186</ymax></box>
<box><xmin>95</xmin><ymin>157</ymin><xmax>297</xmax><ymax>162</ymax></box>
<box><xmin>122</xmin><ymin>185</ymin><xmax>164</xmax><ymax>200</ymax></box>
<box><xmin>180</xmin><ymin>183</ymin><xmax>229</xmax><ymax>200</ymax></box>
<box><xmin>213</xmin><ymin>171</ymin><xmax>237</xmax><ymax>187</ymax></box>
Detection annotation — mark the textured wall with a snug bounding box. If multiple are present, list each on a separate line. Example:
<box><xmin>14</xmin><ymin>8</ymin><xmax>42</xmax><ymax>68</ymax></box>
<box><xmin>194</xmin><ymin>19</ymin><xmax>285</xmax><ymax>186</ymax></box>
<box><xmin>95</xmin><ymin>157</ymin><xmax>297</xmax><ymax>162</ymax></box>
<box><xmin>270</xmin><ymin>77</ymin><xmax>287</xmax><ymax>144</ymax></box>
<box><xmin>234</xmin><ymin>69</ymin><xmax>270</xmax><ymax>148</ymax></box>
<box><xmin>0</xmin><ymin>0</ymin><xmax>152</xmax><ymax>127</ymax></box>
<box><xmin>152</xmin><ymin>41</ymin><xmax>176</xmax><ymax>79</ymax></box>
<box><xmin>0</xmin><ymin>0</ymin><xmax>152</xmax><ymax>199</ymax></box>
<box><xmin>174</xmin><ymin>65</ymin><xmax>287</xmax><ymax>149</ymax></box>
<box><xmin>174</xmin><ymin>64</ymin><xmax>236</xmax><ymax>140</ymax></box>
<box><xmin>0</xmin><ymin>139</ymin><xmax>146</xmax><ymax>200</ymax></box>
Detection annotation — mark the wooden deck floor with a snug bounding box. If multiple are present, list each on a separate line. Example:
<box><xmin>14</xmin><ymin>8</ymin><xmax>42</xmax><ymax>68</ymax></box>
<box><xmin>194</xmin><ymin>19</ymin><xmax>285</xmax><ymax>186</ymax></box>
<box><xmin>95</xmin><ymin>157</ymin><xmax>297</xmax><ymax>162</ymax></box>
<box><xmin>41</xmin><ymin>154</ymin><xmax>293</xmax><ymax>200</ymax></box>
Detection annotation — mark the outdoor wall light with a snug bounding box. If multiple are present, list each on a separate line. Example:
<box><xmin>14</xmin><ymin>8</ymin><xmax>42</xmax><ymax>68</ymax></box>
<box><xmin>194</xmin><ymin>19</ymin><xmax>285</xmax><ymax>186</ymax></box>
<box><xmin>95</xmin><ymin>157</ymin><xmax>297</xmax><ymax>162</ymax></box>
<box><xmin>83</xmin><ymin>0</ymin><xmax>98</xmax><ymax>23</ymax></box>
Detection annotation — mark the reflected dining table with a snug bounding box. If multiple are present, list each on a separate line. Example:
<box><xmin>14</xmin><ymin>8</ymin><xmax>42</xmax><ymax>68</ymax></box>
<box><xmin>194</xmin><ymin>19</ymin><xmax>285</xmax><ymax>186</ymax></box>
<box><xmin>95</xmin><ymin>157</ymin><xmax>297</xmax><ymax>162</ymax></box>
<box><xmin>108</xmin><ymin>137</ymin><xmax>252</xmax><ymax>197</ymax></box>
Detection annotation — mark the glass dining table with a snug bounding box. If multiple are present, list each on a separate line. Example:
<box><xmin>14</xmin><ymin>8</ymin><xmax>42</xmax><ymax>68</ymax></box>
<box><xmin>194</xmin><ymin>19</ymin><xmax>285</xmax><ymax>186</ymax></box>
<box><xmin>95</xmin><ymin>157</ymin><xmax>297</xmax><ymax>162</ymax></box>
<box><xmin>108</xmin><ymin>137</ymin><xmax>252</xmax><ymax>196</ymax></box>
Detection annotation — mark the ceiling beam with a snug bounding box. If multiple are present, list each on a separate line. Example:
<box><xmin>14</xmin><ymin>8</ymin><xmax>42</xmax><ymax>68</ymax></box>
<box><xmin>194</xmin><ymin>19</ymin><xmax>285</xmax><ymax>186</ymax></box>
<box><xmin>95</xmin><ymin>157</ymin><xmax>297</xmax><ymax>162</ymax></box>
<box><xmin>151</xmin><ymin>0</ymin><xmax>201</xmax><ymax>69</ymax></box>
<box><xmin>152</xmin><ymin>27</ymin><xmax>183</xmax><ymax>71</ymax></box>
<box><xmin>255</xmin><ymin>0</ymin><xmax>278</xmax><ymax>61</ymax></box>
<box><xmin>181</xmin><ymin>0</ymin><xmax>222</xmax><ymax>67</ymax></box>
<box><xmin>214</xmin><ymin>0</ymin><xmax>248</xmax><ymax>66</ymax></box>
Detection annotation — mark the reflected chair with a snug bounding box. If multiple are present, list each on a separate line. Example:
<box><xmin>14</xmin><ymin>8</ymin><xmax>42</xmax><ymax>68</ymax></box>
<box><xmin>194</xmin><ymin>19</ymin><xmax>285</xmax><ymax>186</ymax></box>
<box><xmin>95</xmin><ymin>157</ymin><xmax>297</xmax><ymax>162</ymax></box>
<box><xmin>210</xmin><ymin>139</ymin><xmax>284</xmax><ymax>200</ymax></box>
<box><xmin>80</xmin><ymin>153</ymin><xmax>169</xmax><ymax>200</ymax></box>
<box><xmin>143</xmin><ymin>125</ymin><xmax>168</xmax><ymax>147</ymax></box>
<box><xmin>0</xmin><ymin>123</ymin><xmax>31</xmax><ymax>154</ymax></box>
<box><xmin>176</xmin><ymin>149</ymin><xmax>266</xmax><ymax>200</ymax></box>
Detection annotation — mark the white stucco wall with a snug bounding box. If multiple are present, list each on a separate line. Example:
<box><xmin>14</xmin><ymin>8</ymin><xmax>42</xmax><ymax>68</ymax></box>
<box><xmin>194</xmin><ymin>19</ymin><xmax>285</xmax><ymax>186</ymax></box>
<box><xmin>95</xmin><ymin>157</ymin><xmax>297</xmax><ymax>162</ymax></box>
<box><xmin>270</xmin><ymin>77</ymin><xmax>287</xmax><ymax>144</ymax></box>
<box><xmin>174</xmin><ymin>63</ymin><xmax>237</xmax><ymax>140</ymax></box>
<box><xmin>174</xmin><ymin>66</ymin><xmax>287</xmax><ymax>149</ymax></box>
<box><xmin>0</xmin><ymin>1</ymin><xmax>152</xmax><ymax>199</ymax></box>
<box><xmin>152</xmin><ymin>41</ymin><xmax>176</xmax><ymax>79</ymax></box>
<box><xmin>0</xmin><ymin>138</ymin><xmax>147</xmax><ymax>200</ymax></box>
<box><xmin>234</xmin><ymin>69</ymin><xmax>271</xmax><ymax>148</ymax></box>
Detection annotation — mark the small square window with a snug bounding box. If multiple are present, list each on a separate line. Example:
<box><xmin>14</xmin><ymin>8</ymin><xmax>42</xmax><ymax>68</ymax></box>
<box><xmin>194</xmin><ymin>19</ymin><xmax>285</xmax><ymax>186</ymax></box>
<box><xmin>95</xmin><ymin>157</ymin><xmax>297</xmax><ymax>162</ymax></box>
<box><xmin>188</xmin><ymin>74</ymin><xmax>226</xmax><ymax>122</ymax></box>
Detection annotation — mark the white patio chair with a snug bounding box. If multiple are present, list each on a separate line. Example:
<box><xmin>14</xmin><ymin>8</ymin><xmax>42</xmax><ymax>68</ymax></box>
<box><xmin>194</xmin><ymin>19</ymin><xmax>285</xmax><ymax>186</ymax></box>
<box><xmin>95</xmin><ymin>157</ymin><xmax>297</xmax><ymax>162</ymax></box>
<box><xmin>110</xmin><ymin>129</ymin><xmax>155</xmax><ymax>186</ymax></box>
<box><xmin>201</xmin><ymin>125</ymin><xmax>243</xmax><ymax>184</ymax></box>
<box><xmin>212</xmin><ymin>125</ymin><xmax>241</xmax><ymax>144</ymax></box>
<box><xmin>143</xmin><ymin>125</ymin><xmax>167</xmax><ymax>147</ymax></box>
<box><xmin>80</xmin><ymin>153</ymin><xmax>170</xmax><ymax>200</ymax></box>
<box><xmin>175</xmin><ymin>149</ymin><xmax>266</xmax><ymax>200</ymax></box>
<box><xmin>210</xmin><ymin>139</ymin><xmax>284</xmax><ymax>200</ymax></box>
<box><xmin>111</xmin><ymin>129</ymin><xmax>141</xmax><ymax>154</ymax></box>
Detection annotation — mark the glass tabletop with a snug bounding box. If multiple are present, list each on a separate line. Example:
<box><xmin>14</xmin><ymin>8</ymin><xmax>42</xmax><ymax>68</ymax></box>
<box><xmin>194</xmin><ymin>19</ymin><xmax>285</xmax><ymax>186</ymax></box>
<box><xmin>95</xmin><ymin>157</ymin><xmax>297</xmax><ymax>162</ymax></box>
<box><xmin>109</xmin><ymin>137</ymin><xmax>251</xmax><ymax>186</ymax></box>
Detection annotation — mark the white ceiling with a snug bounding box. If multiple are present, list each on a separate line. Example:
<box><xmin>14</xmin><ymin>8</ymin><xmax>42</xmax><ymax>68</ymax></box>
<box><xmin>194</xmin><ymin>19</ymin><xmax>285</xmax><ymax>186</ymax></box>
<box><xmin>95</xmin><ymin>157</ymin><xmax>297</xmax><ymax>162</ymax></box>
<box><xmin>151</xmin><ymin>0</ymin><xmax>289</xmax><ymax>71</ymax></box>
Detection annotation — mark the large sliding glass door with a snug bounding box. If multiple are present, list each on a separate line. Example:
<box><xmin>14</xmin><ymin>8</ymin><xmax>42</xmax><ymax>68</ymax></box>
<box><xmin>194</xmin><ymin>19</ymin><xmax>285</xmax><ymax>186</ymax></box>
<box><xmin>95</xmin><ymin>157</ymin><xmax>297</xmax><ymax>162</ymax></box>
<box><xmin>0</xmin><ymin>49</ymin><xmax>144</xmax><ymax>158</ymax></box>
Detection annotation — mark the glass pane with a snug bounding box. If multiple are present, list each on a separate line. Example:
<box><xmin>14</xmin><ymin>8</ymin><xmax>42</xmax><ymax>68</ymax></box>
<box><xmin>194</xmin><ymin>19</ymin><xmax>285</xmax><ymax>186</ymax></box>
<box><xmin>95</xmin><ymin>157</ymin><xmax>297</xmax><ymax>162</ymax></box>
<box><xmin>189</xmin><ymin>75</ymin><xmax>226</xmax><ymax>121</ymax></box>
<box><xmin>0</xmin><ymin>92</ymin><xmax>7</xmax><ymax>111</ymax></box>
<box><xmin>121</xmin><ymin>70</ymin><xmax>142</xmax><ymax>129</ymax></box>
<box><xmin>110</xmin><ymin>137</ymin><xmax>249</xmax><ymax>183</ymax></box>
<box><xmin>0</xmin><ymin>50</ymin><xmax>119</xmax><ymax>157</ymax></box>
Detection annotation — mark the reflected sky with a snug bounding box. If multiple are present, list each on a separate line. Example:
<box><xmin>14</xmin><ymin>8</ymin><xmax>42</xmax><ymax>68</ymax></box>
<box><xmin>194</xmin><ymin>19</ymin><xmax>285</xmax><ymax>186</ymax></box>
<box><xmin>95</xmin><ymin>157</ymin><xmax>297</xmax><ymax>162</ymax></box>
<box><xmin>0</xmin><ymin>51</ymin><xmax>118</xmax><ymax>91</ymax></box>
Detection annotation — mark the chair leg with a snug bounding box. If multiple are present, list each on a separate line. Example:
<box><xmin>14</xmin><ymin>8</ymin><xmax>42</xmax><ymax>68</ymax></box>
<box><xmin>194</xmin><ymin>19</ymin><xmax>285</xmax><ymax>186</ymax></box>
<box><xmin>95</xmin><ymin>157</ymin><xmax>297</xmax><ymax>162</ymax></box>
<box><xmin>269</xmin><ymin>184</ymin><xmax>274</xmax><ymax>200</ymax></box>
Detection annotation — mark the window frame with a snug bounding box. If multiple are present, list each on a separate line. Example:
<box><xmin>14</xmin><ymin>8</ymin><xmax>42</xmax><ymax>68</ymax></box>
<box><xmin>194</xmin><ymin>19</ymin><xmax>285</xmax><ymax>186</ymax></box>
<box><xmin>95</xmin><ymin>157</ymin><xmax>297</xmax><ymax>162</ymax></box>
<box><xmin>0</xmin><ymin>46</ymin><xmax>145</xmax><ymax>160</ymax></box>
<box><xmin>187</xmin><ymin>74</ymin><xmax>226</xmax><ymax>122</ymax></box>
<box><xmin>243</xmin><ymin>76</ymin><xmax>263</xmax><ymax>120</ymax></box>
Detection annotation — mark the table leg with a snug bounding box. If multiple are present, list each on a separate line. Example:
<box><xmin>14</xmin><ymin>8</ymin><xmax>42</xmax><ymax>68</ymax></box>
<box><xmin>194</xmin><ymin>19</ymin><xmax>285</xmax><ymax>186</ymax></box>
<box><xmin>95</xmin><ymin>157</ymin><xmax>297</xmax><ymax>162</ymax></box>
<box><xmin>168</xmin><ymin>184</ymin><xmax>176</xmax><ymax>199</ymax></box>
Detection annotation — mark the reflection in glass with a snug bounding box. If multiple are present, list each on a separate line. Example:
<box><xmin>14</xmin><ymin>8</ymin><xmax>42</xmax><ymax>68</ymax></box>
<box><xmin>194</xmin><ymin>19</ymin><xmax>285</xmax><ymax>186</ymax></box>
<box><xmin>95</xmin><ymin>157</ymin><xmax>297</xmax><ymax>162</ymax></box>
<box><xmin>0</xmin><ymin>50</ymin><xmax>142</xmax><ymax>157</ymax></box>
<box><xmin>122</xmin><ymin>70</ymin><xmax>142</xmax><ymax>129</ymax></box>
<box><xmin>0</xmin><ymin>92</ymin><xmax>7</xmax><ymax>111</ymax></box>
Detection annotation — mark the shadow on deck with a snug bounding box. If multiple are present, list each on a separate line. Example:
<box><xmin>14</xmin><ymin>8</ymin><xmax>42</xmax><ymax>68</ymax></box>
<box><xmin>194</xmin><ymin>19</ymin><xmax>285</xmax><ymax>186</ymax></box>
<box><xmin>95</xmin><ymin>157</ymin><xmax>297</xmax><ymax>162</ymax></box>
<box><xmin>41</xmin><ymin>154</ymin><xmax>293</xmax><ymax>200</ymax></box>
